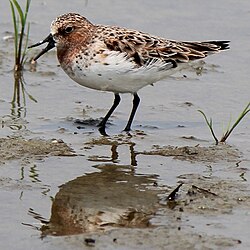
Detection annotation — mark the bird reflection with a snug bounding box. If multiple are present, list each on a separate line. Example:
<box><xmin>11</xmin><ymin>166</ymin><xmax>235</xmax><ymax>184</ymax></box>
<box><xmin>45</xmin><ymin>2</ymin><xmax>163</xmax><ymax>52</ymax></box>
<box><xmin>41</xmin><ymin>164</ymin><xmax>162</xmax><ymax>236</ymax></box>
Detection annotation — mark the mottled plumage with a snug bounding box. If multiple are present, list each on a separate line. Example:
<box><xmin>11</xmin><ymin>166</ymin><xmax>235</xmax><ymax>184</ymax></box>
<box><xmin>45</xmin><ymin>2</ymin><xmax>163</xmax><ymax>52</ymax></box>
<box><xmin>29</xmin><ymin>13</ymin><xmax>229</xmax><ymax>135</ymax></box>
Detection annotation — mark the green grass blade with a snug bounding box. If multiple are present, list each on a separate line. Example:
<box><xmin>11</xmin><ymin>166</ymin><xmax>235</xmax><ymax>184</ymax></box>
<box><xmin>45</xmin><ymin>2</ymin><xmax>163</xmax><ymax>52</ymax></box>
<box><xmin>21</xmin><ymin>22</ymin><xmax>30</xmax><ymax>65</ymax></box>
<box><xmin>10</xmin><ymin>0</ymin><xmax>31</xmax><ymax>70</ymax></box>
<box><xmin>198</xmin><ymin>110</ymin><xmax>210</xmax><ymax>126</ymax></box>
<box><xmin>24</xmin><ymin>0</ymin><xmax>31</xmax><ymax>22</ymax></box>
<box><xmin>220</xmin><ymin>102</ymin><xmax>250</xmax><ymax>142</ymax></box>
<box><xmin>198</xmin><ymin>110</ymin><xmax>219</xmax><ymax>144</ymax></box>
<box><xmin>9</xmin><ymin>1</ymin><xmax>18</xmax><ymax>60</ymax></box>
<box><xmin>224</xmin><ymin>114</ymin><xmax>232</xmax><ymax>135</ymax></box>
<box><xmin>12</xmin><ymin>0</ymin><xmax>24</xmax><ymax>25</ymax></box>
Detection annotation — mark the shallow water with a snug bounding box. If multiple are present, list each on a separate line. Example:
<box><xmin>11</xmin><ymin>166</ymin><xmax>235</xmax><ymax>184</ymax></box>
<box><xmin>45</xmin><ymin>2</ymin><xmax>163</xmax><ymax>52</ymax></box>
<box><xmin>0</xmin><ymin>0</ymin><xmax>250</xmax><ymax>249</ymax></box>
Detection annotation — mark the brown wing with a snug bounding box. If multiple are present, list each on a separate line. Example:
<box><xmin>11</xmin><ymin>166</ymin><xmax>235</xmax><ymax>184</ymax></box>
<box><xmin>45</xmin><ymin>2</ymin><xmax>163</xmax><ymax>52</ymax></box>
<box><xmin>97</xmin><ymin>25</ymin><xmax>229</xmax><ymax>67</ymax></box>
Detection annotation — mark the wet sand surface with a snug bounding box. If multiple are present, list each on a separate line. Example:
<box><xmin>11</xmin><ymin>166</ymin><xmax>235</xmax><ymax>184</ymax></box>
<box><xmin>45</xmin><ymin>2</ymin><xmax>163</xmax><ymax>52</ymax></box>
<box><xmin>0</xmin><ymin>0</ymin><xmax>250</xmax><ymax>249</ymax></box>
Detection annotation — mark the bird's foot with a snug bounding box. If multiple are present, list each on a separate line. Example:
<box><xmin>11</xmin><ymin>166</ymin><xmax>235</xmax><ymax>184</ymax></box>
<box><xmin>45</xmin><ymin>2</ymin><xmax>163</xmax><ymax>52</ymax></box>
<box><xmin>123</xmin><ymin>126</ymin><xmax>133</xmax><ymax>137</ymax></box>
<box><xmin>98</xmin><ymin>126</ymin><xmax>108</xmax><ymax>136</ymax></box>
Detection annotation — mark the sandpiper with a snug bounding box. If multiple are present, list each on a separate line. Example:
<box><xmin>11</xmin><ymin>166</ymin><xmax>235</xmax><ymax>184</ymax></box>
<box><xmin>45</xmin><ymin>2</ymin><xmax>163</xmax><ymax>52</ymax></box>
<box><xmin>29</xmin><ymin>13</ymin><xmax>229</xmax><ymax>135</ymax></box>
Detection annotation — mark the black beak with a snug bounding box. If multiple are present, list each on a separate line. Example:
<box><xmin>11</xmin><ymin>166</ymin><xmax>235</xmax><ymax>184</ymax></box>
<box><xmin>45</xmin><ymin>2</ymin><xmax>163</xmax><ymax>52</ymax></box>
<box><xmin>28</xmin><ymin>34</ymin><xmax>56</xmax><ymax>61</ymax></box>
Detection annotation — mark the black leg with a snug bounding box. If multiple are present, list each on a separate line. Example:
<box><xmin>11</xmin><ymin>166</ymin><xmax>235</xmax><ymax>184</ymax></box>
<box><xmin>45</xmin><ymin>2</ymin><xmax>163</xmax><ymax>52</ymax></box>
<box><xmin>98</xmin><ymin>93</ymin><xmax>121</xmax><ymax>135</ymax></box>
<box><xmin>124</xmin><ymin>93</ymin><xmax>140</xmax><ymax>132</ymax></box>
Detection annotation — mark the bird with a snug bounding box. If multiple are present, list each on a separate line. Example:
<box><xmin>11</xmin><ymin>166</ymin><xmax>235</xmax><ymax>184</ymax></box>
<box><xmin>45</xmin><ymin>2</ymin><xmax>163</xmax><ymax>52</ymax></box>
<box><xmin>29</xmin><ymin>13</ymin><xmax>229</xmax><ymax>136</ymax></box>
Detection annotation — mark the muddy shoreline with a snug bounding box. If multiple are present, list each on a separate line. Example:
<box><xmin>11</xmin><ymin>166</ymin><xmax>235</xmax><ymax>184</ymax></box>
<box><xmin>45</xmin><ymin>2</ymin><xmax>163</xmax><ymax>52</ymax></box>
<box><xmin>0</xmin><ymin>135</ymin><xmax>249</xmax><ymax>249</ymax></box>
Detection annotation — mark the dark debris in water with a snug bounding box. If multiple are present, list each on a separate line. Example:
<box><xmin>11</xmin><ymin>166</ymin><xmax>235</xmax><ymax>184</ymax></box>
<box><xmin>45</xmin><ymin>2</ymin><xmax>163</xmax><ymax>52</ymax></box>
<box><xmin>74</xmin><ymin>118</ymin><xmax>105</xmax><ymax>127</ymax></box>
<box><xmin>84</xmin><ymin>238</ymin><xmax>96</xmax><ymax>246</ymax></box>
<box><xmin>166</xmin><ymin>183</ymin><xmax>183</xmax><ymax>201</ymax></box>
<box><xmin>189</xmin><ymin>185</ymin><xmax>218</xmax><ymax>197</ymax></box>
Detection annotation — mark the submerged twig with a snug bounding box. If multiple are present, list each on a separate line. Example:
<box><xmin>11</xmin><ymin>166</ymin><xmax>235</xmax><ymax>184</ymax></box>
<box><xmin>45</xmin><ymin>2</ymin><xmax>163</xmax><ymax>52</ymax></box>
<box><xmin>191</xmin><ymin>185</ymin><xmax>218</xmax><ymax>197</ymax></box>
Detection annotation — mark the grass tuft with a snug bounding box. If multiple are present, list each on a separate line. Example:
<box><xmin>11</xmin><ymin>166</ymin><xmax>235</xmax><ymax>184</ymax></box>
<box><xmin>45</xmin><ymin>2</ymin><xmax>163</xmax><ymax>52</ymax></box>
<box><xmin>198</xmin><ymin>102</ymin><xmax>250</xmax><ymax>144</ymax></box>
<box><xmin>9</xmin><ymin>0</ymin><xmax>31</xmax><ymax>72</ymax></box>
<box><xmin>9</xmin><ymin>0</ymin><xmax>36</xmax><ymax>117</ymax></box>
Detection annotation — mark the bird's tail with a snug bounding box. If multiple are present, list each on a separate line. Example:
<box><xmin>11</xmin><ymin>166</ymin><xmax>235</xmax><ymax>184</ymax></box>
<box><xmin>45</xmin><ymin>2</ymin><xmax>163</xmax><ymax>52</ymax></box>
<box><xmin>203</xmin><ymin>40</ymin><xmax>230</xmax><ymax>51</ymax></box>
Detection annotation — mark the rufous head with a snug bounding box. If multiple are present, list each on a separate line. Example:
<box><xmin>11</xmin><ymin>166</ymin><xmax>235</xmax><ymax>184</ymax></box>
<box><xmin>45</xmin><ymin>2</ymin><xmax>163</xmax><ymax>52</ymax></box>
<box><xmin>29</xmin><ymin>13</ymin><xmax>94</xmax><ymax>61</ymax></box>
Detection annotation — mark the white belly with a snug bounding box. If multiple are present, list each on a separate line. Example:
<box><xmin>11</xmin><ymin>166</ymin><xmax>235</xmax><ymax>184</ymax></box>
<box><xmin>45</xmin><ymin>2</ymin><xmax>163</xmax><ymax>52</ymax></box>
<box><xmin>62</xmin><ymin>51</ymin><xmax>178</xmax><ymax>93</ymax></box>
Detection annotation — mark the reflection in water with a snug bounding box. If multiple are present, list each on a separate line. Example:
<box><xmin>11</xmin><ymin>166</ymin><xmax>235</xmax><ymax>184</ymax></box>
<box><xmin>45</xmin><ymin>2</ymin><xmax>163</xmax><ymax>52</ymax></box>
<box><xmin>29</xmin><ymin>164</ymin><xmax>42</xmax><ymax>183</ymax></box>
<box><xmin>88</xmin><ymin>139</ymin><xmax>138</xmax><ymax>166</ymax></box>
<box><xmin>111</xmin><ymin>143</ymin><xmax>118</xmax><ymax>162</ymax></box>
<box><xmin>22</xmin><ymin>208</ymin><xmax>49</xmax><ymax>232</ymax></box>
<box><xmin>11</xmin><ymin>71</ymin><xmax>37</xmax><ymax>118</ymax></box>
<box><xmin>129</xmin><ymin>143</ymin><xmax>137</xmax><ymax>166</ymax></box>
<box><xmin>40</xmin><ymin>164</ymin><xmax>163</xmax><ymax>236</ymax></box>
<box><xmin>20</xmin><ymin>164</ymin><xmax>41</xmax><ymax>183</ymax></box>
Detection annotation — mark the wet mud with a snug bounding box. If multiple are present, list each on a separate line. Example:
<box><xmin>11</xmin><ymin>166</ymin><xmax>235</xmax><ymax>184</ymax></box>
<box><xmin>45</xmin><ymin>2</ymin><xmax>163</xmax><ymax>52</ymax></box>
<box><xmin>0</xmin><ymin>137</ymin><xmax>75</xmax><ymax>164</ymax></box>
<box><xmin>0</xmin><ymin>135</ymin><xmax>248</xmax><ymax>249</ymax></box>
<box><xmin>141</xmin><ymin>144</ymin><xmax>241</xmax><ymax>163</ymax></box>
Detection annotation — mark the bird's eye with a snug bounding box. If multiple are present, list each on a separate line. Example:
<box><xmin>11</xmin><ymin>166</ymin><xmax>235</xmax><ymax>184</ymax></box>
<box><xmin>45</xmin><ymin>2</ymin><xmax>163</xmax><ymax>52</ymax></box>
<box><xmin>65</xmin><ymin>26</ymin><xmax>74</xmax><ymax>34</ymax></box>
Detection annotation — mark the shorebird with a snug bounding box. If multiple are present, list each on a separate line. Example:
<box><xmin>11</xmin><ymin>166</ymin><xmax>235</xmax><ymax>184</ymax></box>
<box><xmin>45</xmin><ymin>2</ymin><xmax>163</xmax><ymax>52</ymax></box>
<box><xmin>29</xmin><ymin>13</ymin><xmax>229</xmax><ymax>135</ymax></box>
